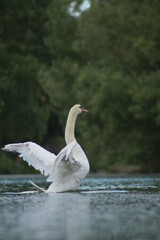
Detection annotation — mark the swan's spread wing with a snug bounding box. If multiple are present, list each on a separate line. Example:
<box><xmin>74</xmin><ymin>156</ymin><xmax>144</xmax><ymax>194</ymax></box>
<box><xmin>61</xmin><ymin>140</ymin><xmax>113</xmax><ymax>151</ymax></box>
<box><xmin>47</xmin><ymin>141</ymin><xmax>78</xmax><ymax>182</ymax></box>
<box><xmin>2</xmin><ymin>142</ymin><xmax>56</xmax><ymax>176</ymax></box>
<box><xmin>55</xmin><ymin>141</ymin><xmax>77</xmax><ymax>171</ymax></box>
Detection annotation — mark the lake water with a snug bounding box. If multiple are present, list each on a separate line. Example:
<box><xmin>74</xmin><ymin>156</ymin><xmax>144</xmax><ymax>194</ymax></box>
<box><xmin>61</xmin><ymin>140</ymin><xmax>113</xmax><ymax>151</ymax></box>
<box><xmin>0</xmin><ymin>174</ymin><xmax>160</xmax><ymax>240</ymax></box>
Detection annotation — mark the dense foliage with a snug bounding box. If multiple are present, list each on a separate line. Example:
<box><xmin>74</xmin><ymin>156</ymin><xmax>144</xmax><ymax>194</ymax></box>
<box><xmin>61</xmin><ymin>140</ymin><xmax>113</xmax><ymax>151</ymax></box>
<box><xmin>0</xmin><ymin>0</ymin><xmax>160</xmax><ymax>173</ymax></box>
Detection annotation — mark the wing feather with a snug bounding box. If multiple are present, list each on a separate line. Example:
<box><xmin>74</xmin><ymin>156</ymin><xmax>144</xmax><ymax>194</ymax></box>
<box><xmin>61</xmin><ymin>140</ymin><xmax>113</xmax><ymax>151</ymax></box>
<box><xmin>2</xmin><ymin>142</ymin><xmax>56</xmax><ymax>176</ymax></box>
<box><xmin>54</xmin><ymin>141</ymin><xmax>77</xmax><ymax>171</ymax></box>
<box><xmin>2</xmin><ymin>141</ymin><xmax>78</xmax><ymax>182</ymax></box>
<box><xmin>47</xmin><ymin>141</ymin><xmax>78</xmax><ymax>182</ymax></box>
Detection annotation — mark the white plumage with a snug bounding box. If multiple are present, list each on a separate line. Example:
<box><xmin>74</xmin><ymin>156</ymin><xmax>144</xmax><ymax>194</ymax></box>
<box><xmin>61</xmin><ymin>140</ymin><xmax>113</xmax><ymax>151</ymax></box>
<box><xmin>2</xmin><ymin>104</ymin><xmax>90</xmax><ymax>193</ymax></box>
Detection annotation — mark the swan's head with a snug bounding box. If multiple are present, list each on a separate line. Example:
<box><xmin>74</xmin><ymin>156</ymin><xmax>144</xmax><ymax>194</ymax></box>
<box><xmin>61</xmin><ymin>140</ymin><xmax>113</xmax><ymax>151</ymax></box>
<box><xmin>71</xmin><ymin>104</ymin><xmax>89</xmax><ymax>115</ymax></box>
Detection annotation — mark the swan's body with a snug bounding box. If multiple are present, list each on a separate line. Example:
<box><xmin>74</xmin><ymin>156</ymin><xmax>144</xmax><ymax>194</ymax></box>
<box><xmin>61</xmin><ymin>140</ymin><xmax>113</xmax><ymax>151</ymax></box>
<box><xmin>2</xmin><ymin>104</ymin><xmax>90</xmax><ymax>193</ymax></box>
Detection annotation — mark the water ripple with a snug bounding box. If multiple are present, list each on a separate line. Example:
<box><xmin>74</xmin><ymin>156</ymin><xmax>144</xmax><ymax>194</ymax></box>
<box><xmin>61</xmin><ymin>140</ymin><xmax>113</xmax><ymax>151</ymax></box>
<box><xmin>0</xmin><ymin>174</ymin><xmax>160</xmax><ymax>194</ymax></box>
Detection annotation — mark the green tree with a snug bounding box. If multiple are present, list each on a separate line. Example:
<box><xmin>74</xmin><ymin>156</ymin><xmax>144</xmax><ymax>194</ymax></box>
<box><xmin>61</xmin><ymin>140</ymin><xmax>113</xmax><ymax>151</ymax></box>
<box><xmin>0</xmin><ymin>0</ymin><xmax>52</xmax><ymax>173</ymax></box>
<box><xmin>72</xmin><ymin>0</ymin><xmax>160</xmax><ymax>171</ymax></box>
<box><xmin>1</xmin><ymin>0</ymin><xmax>160</xmax><ymax>173</ymax></box>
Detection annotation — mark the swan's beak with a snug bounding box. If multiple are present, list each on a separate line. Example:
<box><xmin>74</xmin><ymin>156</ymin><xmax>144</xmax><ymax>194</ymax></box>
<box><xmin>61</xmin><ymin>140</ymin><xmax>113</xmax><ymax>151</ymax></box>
<box><xmin>82</xmin><ymin>107</ymin><xmax>89</xmax><ymax>113</ymax></box>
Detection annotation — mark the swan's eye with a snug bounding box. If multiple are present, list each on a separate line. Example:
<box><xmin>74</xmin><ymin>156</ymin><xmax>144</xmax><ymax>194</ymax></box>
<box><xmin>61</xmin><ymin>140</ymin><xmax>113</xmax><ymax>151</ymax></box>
<box><xmin>79</xmin><ymin>106</ymin><xmax>82</xmax><ymax>110</ymax></box>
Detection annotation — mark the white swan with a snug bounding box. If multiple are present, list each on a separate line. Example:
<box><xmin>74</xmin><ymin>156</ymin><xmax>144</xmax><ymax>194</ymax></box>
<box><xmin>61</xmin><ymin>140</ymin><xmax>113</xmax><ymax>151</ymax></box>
<box><xmin>2</xmin><ymin>104</ymin><xmax>90</xmax><ymax>193</ymax></box>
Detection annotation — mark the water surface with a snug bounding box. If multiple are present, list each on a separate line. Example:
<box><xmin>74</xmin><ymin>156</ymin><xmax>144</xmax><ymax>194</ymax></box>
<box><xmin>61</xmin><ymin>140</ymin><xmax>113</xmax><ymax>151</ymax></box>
<box><xmin>0</xmin><ymin>174</ymin><xmax>160</xmax><ymax>240</ymax></box>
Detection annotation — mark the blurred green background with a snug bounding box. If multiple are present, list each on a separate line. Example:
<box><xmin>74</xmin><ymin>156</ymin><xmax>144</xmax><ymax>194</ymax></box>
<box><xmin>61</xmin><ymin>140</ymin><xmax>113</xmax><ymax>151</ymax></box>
<box><xmin>0</xmin><ymin>0</ymin><xmax>160</xmax><ymax>174</ymax></box>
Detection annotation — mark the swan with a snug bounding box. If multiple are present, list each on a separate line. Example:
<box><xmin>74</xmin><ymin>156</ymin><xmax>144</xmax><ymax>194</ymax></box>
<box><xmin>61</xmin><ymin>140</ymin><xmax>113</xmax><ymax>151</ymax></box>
<box><xmin>2</xmin><ymin>104</ymin><xmax>90</xmax><ymax>193</ymax></box>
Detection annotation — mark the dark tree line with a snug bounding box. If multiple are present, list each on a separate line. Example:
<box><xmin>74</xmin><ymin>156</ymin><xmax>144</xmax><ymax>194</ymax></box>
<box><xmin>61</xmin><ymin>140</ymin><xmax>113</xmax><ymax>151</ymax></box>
<box><xmin>0</xmin><ymin>0</ymin><xmax>160</xmax><ymax>173</ymax></box>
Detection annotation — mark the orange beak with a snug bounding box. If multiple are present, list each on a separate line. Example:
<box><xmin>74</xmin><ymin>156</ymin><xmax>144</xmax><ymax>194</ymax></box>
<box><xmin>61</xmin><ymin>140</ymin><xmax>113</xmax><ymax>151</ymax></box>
<box><xmin>82</xmin><ymin>107</ymin><xmax>89</xmax><ymax>113</ymax></box>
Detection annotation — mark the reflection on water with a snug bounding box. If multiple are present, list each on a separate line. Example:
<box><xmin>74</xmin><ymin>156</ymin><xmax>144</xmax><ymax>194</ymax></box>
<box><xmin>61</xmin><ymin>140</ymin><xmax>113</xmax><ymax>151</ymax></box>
<box><xmin>0</xmin><ymin>175</ymin><xmax>160</xmax><ymax>240</ymax></box>
<box><xmin>0</xmin><ymin>180</ymin><xmax>92</xmax><ymax>240</ymax></box>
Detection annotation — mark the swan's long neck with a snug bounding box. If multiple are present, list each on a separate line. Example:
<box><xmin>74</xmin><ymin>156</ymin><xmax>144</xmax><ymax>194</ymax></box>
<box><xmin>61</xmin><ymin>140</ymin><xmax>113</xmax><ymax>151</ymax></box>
<box><xmin>65</xmin><ymin>109</ymin><xmax>78</xmax><ymax>145</ymax></box>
